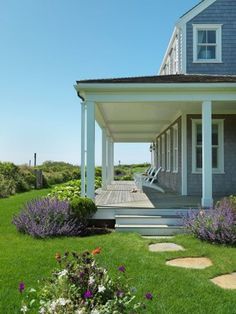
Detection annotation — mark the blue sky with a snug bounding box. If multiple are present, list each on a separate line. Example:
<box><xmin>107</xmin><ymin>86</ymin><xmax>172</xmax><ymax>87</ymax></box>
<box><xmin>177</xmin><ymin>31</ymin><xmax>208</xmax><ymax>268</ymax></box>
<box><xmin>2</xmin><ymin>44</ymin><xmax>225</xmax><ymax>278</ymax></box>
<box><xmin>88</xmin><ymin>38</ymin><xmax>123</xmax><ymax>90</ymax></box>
<box><xmin>0</xmin><ymin>0</ymin><xmax>198</xmax><ymax>165</ymax></box>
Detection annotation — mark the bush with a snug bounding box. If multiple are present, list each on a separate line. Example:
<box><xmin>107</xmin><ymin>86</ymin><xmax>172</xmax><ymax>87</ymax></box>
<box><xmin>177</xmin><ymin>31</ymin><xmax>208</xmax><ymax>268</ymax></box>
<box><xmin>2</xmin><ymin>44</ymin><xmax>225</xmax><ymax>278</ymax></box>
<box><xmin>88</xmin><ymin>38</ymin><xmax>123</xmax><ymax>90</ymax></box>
<box><xmin>12</xmin><ymin>197</ymin><xmax>85</xmax><ymax>238</ymax></box>
<box><xmin>48</xmin><ymin>180</ymin><xmax>81</xmax><ymax>201</ymax></box>
<box><xmin>183</xmin><ymin>198</ymin><xmax>236</xmax><ymax>245</ymax></box>
<box><xmin>95</xmin><ymin>177</ymin><xmax>102</xmax><ymax>190</ymax></box>
<box><xmin>20</xmin><ymin>250</ymin><xmax>150</xmax><ymax>313</ymax></box>
<box><xmin>70</xmin><ymin>197</ymin><xmax>97</xmax><ymax>221</ymax></box>
<box><xmin>0</xmin><ymin>174</ymin><xmax>16</xmax><ymax>198</ymax></box>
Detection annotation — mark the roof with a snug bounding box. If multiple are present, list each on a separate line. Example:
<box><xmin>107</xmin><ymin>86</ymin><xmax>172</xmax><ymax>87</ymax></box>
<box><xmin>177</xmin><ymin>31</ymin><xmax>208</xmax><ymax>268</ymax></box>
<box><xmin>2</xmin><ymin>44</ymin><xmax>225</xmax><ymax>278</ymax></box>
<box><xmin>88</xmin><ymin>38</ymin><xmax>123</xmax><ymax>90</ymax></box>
<box><xmin>77</xmin><ymin>74</ymin><xmax>236</xmax><ymax>84</ymax></box>
<box><xmin>180</xmin><ymin>0</ymin><xmax>206</xmax><ymax>19</ymax></box>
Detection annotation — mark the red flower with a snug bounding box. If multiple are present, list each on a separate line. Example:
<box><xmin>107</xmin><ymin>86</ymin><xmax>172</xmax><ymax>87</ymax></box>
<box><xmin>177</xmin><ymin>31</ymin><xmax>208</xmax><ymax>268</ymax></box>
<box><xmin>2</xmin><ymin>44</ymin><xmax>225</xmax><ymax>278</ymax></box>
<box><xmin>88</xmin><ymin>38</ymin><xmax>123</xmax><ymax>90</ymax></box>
<box><xmin>91</xmin><ymin>247</ymin><xmax>101</xmax><ymax>255</ymax></box>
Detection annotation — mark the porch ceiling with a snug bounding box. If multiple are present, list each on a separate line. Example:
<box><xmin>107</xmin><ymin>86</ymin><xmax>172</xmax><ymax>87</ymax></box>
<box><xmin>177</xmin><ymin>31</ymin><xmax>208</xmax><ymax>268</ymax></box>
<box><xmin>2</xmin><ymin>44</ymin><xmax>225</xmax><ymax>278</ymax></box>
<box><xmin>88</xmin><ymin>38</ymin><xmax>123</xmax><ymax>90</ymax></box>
<box><xmin>96</xmin><ymin>101</ymin><xmax>190</xmax><ymax>142</ymax></box>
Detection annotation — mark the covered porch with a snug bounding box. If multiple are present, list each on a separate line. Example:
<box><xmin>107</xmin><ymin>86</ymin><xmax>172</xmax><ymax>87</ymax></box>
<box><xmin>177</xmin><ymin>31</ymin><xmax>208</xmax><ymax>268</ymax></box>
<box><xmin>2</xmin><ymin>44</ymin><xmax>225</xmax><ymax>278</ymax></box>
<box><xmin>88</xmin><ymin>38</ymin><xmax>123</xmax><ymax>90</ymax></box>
<box><xmin>75</xmin><ymin>75</ymin><xmax>236</xmax><ymax>209</ymax></box>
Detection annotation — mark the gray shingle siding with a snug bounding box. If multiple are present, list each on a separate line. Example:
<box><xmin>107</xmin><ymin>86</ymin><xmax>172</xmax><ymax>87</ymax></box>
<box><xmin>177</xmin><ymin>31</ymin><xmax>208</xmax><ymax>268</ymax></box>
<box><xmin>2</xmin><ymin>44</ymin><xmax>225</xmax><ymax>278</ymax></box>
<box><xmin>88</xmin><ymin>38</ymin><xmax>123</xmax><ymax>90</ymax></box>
<box><xmin>187</xmin><ymin>114</ymin><xmax>236</xmax><ymax>196</ymax></box>
<box><xmin>186</xmin><ymin>0</ymin><xmax>236</xmax><ymax>75</ymax></box>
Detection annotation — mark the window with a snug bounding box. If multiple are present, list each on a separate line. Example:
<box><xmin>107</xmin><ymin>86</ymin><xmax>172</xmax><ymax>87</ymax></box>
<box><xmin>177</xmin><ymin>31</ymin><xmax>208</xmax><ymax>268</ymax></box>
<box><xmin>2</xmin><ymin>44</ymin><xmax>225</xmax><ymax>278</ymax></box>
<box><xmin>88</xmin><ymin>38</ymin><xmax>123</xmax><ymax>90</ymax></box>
<box><xmin>172</xmin><ymin>125</ymin><xmax>178</xmax><ymax>172</ymax></box>
<box><xmin>193</xmin><ymin>24</ymin><xmax>222</xmax><ymax>63</ymax></box>
<box><xmin>192</xmin><ymin>119</ymin><xmax>224</xmax><ymax>173</ymax></box>
<box><xmin>161</xmin><ymin>134</ymin><xmax>165</xmax><ymax>170</ymax></box>
<box><xmin>166</xmin><ymin>130</ymin><xmax>171</xmax><ymax>171</ymax></box>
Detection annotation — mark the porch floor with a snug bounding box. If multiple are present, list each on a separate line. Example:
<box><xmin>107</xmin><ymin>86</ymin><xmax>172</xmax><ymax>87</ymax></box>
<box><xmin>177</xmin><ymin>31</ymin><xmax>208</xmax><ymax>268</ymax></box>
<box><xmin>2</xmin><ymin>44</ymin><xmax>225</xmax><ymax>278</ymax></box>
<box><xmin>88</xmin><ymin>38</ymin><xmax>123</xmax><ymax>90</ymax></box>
<box><xmin>95</xmin><ymin>181</ymin><xmax>202</xmax><ymax>209</ymax></box>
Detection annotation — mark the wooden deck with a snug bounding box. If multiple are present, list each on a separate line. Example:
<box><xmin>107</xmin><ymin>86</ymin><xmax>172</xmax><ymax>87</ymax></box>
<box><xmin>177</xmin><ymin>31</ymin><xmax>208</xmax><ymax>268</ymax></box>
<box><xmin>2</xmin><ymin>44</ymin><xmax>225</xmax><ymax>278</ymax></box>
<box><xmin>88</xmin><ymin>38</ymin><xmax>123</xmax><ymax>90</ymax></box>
<box><xmin>95</xmin><ymin>181</ymin><xmax>202</xmax><ymax>209</ymax></box>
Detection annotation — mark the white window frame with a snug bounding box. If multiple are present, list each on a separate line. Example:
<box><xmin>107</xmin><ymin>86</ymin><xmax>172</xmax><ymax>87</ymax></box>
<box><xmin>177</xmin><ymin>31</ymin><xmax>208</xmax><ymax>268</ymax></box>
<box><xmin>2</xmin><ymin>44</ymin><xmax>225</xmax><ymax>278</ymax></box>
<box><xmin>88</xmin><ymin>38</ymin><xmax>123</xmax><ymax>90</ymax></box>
<box><xmin>172</xmin><ymin>124</ymin><xmax>178</xmax><ymax>173</ymax></box>
<box><xmin>161</xmin><ymin>134</ymin><xmax>165</xmax><ymax>171</ymax></box>
<box><xmin>166</xmin><ymin>130</ymin><xmax>171</xmax><ymax>172</ymax></box>
<box><xmin>192</xmin><ymin>119</ymin><xmax>224</xmax><ymax>174</ymax></box>
<box><xmin>193</xmin><ymin>24</ymin><xmax>222</xmax><ymax>63</ymax></box>
<box><xmin>157</xmin><ymin>138</ymin><xmax>161</xmax><ymax>168</ymax></box>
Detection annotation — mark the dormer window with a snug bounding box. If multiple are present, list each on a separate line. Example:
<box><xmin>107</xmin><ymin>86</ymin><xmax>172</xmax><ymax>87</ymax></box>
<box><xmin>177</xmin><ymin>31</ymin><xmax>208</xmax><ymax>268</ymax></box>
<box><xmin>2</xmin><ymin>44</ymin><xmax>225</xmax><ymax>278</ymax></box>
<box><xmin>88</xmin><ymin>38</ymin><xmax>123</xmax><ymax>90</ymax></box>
<box><xmin>193</xmin><ymin>24</ymin><xmax>222</xmax><ymax>63</ymax></box>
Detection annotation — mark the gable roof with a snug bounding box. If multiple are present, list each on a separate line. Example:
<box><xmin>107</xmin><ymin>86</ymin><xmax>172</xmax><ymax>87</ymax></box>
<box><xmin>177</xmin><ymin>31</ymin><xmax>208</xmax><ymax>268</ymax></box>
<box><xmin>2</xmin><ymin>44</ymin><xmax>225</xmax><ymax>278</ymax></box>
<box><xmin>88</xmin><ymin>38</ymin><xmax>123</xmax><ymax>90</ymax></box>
<box><xmin>77</xmin><ymin>74</ymin><xmax>236</xmax><ymax>84</ymax></box>
<box><xmin>176</xmin><ymin>0</ymin><xmax>217</xmax><ymax>26</ymax></box>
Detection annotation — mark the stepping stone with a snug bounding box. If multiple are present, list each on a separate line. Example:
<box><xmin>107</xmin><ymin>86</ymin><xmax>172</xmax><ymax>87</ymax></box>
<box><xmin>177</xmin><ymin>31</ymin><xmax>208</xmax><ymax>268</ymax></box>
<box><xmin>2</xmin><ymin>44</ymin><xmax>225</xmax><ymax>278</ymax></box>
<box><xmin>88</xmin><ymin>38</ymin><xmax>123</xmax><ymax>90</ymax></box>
<box><xmin>166</xmin><ymin>257</ymin><xmax>212</xmax><ymax>269</ymax></box>
<box><xmin>211</xmin><ymin>273</ymin><xmax>236</xmax><ymax>289</ymax></box>
<box><xmin>149</xmin><ymin>243</ymin><xmax>185</xmax><ymax>252</ymax></box>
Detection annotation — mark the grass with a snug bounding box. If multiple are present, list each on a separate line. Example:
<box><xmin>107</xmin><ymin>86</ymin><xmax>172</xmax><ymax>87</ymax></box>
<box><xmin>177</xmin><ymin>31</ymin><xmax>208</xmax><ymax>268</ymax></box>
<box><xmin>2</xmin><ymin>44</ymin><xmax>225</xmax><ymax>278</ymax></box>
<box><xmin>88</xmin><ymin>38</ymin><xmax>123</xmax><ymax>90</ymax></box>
<box><xmin>0</xmin><ymin>189</ymin><xmax>236</xmax><ymax>313</ymax></box>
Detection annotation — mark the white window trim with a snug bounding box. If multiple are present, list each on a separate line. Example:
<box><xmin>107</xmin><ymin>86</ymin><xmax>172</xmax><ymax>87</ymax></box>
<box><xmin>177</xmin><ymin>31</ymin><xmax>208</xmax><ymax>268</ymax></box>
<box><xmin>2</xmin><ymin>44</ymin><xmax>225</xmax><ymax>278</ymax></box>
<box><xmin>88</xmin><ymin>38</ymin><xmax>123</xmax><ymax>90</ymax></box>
<box><xmin>192</xmin><ymin>119</ymin><xmax>224</xmax><ymax>174</ymax></box>
<box><xmin>193</xmin><ymin>24</ymin><xmax>222</xmax><ymax>63</ymax></box>
<box><xmin>172</xmin><ymin>124</ymin><xmax>178</xmax><ymax>173</ymax></box>
<box><xmin>166</xmin><ymin>130</ymin><xmax>171</xmax><ymax>172</ymax></box>
<box><xmin>161</xmin><ymin>134</ymin><xmax>165</xmax><ymax>171</ymax></box>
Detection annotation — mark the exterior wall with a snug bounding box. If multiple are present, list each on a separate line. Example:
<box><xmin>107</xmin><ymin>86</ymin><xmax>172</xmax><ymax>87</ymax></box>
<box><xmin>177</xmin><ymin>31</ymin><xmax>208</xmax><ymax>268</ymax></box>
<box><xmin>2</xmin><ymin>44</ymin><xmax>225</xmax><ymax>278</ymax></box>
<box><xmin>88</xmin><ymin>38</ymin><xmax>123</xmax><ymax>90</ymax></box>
<box><xmin>186</xmin><ymin>0</ymin><xmax>236</xmax><ymax>75</ymax></box>
<box><xmin>156</xmin><ymin>117</ymin><xmax>182</xmax><ymax>193</ymax></box>
<box><xmin>187</xmin><ymin>114</ymin><xmax>236</xmax><ymax>195</ymax></box>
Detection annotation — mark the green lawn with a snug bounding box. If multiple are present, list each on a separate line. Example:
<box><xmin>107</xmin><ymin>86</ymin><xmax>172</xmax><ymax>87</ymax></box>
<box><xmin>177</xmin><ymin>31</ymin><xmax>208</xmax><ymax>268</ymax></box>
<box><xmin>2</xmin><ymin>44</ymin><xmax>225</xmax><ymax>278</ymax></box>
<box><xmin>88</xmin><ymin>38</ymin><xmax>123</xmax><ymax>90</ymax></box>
<box><xmin>0</xmin><ymin>190</ymin><xmax>236</xmax><ymax>313</ymax></box>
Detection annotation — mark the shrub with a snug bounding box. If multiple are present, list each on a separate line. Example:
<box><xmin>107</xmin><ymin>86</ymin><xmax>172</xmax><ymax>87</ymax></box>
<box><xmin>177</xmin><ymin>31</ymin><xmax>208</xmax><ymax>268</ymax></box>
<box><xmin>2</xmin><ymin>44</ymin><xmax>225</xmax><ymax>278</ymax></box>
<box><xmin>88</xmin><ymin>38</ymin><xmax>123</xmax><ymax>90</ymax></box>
<box><xmin>70</xmin><ymin>197</ymin><xmax>97</xmax><ymax>221</ymax></box>
<box><xmin>20</xmin><ymin>250</ymin><xmax>151</xmax><ymax>313</ymax></box>
<box><xmin>12</xmin><ymin>197</ymin><xmax>85</xmax><ymax>238</ymax></box>
<box><xmin>48</xmin><ymin>180</ymin><xmax>81</xmax><ymax>201</ymax></box>
<box><xmin>183</xmin><ymin>198</ymin><xmax>236</xmax><ymax>245</ymax></box>
<box><xmin>0</xmin><ymin>174</ymin><xmax>16</xmax><ymax>198</ymax></box>
<box><xmin>95</xmin><ymin>177</ymin><xmax>102</xmax><ymax>190</ymax></box>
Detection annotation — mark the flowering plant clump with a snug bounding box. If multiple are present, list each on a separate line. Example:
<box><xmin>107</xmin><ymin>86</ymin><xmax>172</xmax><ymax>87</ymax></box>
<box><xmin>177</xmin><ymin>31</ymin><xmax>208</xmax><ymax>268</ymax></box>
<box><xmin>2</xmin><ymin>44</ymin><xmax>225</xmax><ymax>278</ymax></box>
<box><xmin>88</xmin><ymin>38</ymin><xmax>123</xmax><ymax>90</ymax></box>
<box><xmin>183</xmin><ymin>198</ymin><xmax>236</xmax><ymax>244</ymax></box>
<box><xmin>12</xmin><ymin>197</ymin><xmax>85</xmax><ymax>238</ymax></box>
<box><xmin>20</xmin><ymin>249</ymin><xmax>152</xmax><ymax>313</ymax></box>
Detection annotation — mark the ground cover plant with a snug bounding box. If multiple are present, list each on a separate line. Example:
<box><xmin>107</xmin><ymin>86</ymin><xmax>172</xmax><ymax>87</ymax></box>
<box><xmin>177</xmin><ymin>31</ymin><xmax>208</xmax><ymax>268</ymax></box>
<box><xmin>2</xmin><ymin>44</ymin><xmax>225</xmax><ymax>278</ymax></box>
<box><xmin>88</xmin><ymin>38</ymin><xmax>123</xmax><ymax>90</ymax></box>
<box><xmin>114</xmin><ymin>163</ymin><xmax>150</xmax><ymax>181</ymax></box>
<box><xmin>21</xmin><ymin>250</ymin><xmax>149</xmax><ymax>313</ymax></box>
<box><xmin>183</xmin><ymin>197</ymin><xmax>236</xmax><ymax>244</ymax></box>
<box><xmin>0</xmin><ymin>190</ymin><xmax>236</xmax><ymax>313</ymax></box>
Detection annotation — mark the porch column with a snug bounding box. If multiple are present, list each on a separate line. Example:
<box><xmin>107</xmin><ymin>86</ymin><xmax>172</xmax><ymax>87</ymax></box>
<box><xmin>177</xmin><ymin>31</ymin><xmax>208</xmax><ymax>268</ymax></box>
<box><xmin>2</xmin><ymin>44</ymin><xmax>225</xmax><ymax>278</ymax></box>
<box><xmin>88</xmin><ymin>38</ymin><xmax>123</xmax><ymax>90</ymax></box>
<box><xmin>86</xmin><ymin>101</ymin><xmax>95</xmax><ymax>199</ymax></box>
<box><xmin>201</xmin><ymin>101</ymin><xmax>213</xmax><ymax>208</ymax></box>
<box><xmin>107</xmin><ymin>137</ymin><xmax>113</xmax><ymax>184</ymax></box>
<box><xmin>110</xmin><ymin>141</ymin><xmax>114</xmax><ymax>182</ymax></box>
<box><xmin>181</xmin><ymin>114</ymin><xmax>187</xmax><ymax>195</ymax></box>
<box><xmin>80</xmin><ymin>102</ymin><xmax>86</xmax><ymax>197</ymax></box>
<box><xmin>102</xmin><ymin>128</ymin><xmax>107</xmax><ymax>190</ymax></box>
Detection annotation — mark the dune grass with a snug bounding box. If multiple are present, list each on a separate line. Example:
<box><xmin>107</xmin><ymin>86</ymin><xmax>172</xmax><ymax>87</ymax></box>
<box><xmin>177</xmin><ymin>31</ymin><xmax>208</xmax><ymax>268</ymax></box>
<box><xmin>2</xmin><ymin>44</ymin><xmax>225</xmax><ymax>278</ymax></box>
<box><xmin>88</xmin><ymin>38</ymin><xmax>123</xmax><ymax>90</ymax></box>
<box><xmin>0</xmin><ymin>189</ymin><xmax>235</xmax><ymax>313</ymax></box>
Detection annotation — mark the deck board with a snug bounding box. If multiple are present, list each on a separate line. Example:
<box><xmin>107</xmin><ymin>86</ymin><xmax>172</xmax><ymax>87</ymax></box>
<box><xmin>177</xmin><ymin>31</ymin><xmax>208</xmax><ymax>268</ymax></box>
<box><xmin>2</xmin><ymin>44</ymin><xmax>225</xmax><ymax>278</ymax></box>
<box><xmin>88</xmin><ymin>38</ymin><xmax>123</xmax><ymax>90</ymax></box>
<box><xmin>95</xmin><ymin>181</ymin><xmax>202</xmax><ymax>209</ymax></box>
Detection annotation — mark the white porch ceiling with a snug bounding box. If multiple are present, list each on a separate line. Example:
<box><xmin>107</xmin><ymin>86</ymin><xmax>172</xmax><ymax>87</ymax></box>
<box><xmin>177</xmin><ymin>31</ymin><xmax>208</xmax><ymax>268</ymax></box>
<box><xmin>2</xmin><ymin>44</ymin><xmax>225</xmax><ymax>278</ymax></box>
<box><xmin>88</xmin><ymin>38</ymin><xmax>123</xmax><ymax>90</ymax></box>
<box><xmin>96</xmin><ymin>101</ymin><xmax>198</xmax><ymax>142</ymax></box>
<box><xmin>96</xmin><ymin>100</ymin><xmax>236</xmax><ymax>142</ymax></box>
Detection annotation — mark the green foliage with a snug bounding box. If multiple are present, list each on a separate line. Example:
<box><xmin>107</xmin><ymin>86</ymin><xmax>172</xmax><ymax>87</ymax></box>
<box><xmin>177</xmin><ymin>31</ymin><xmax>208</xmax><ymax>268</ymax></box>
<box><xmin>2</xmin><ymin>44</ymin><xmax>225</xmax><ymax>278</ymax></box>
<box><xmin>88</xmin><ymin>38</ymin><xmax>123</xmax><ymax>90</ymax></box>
<box><xmin>48</xmin><ymin>180</ymin><xmax>81</xmax><ymax>201</ymax></box>
<box><xmin>114</xmin><ymin>163</ymin><xmax>150</xmax><ymax>181</ymax></box>
<box><xmin>70</xmin><ymin>197</ymin><xmax>97</xmax><ymax>220</ymax></box>
<box><xmin>95</xmin><ymin>176</ymin><xmax>102</xmax><ymax>189</ymax></box>
<box><xmin>21</xmin><ymin>251</ymin><xmax>146</xmax><ymax>314</ymax></box>
<box><xmin>0</xmin><ymin>174</ymin><xmax>16</xmax><ymax>198</ymax></box>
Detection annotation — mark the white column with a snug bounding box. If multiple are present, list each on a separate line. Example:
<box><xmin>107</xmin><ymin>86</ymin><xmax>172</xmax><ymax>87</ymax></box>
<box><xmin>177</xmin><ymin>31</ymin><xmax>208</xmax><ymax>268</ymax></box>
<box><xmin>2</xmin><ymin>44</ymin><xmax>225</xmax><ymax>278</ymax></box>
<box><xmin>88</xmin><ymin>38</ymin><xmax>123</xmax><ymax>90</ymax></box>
<box><xmin>201</xmin><ymin>101</ymin><xmax>213</xmax><ymax>208</ymax></box>
<box><xmin>86</xmin><ymin>101</ymin><xmax>95</xmax><ymax>199</ymax></box>
<box><xmin>107</xmin><ymin>137</ymin><xmax>112</xmax><ymax>185</ymax></box>
<box><xmin>111</xmin><ymin>141</ymin><xmax>114</xmax><ymax>182</ymax></box>
<box><xmin>102</xmin><ymin>128</ymin><xmax>107</xmax><ymax>190</ymax></box>
<box><xmin>80</xmin><ymin>102</ymin><xmax>86</xmax><ymax>197</ymax></box>
<box><xmin>181</xmin><ymin>114</ymin><xmax>187</xmax><ymax>195</ymax></box>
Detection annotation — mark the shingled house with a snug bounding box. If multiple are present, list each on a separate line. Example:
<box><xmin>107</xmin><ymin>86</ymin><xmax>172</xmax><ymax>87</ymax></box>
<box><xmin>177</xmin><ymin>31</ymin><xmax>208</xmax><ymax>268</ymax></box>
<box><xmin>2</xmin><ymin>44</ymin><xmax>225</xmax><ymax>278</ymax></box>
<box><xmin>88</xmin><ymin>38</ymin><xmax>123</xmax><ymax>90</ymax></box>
<box><xmin>75</xmin><ymin>0</ymin><xmax>236</xmax><ymax>213</ymax></box>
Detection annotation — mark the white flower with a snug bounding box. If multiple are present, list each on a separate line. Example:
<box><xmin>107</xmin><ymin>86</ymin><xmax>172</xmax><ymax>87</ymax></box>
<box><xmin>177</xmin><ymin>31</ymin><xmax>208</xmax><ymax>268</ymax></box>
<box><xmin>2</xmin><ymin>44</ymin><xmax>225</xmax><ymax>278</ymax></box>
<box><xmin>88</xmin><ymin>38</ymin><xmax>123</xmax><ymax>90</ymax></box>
<box><xmin>20</xmin><ymin>305</ymin><xmax>28</xmax><ymax>313</ymax></box>
<box><xmin>29</xmin><ymin>288</ymin><xmax>36</xmax><ymax>293</ymax></box>
<box><xmin>91</xmin><ymin>309</ymin><xmax>100</xmax><ymax>314</ymax></box>
<box><xmin>88</xmin><ymin>276</ymin><xmax>95</xmax><ymax>285</ymax></box>
<box><xmin>39</xmin><ymin>307</ymin><xmax>46</xmax><ymax>314</ymax></box>
<box><xmin>57</xmin><ymin>269</ymin><xmax>68</xmax><ymax>279</ymax></box>
<box><xmin>75</xmin><ymin>309</ymin><xmax>87</xmax><ymax>314</ymax></box>
<box><xmin>98</xmin><ymin>285</ymin><xmax>106</xmax><ymax>293</ymax></box>
<box><xmin>57</xmin><ymin>298</ymin><xmax>70</xmax><ymax>306</ymax></box>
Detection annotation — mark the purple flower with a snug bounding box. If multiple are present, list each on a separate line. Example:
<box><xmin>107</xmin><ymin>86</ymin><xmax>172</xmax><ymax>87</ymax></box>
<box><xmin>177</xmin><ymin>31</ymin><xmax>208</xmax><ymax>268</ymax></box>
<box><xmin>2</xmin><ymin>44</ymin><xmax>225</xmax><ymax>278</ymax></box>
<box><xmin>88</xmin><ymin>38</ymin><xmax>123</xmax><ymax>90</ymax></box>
<box><xmin>145</xmin><ymin>292</ymin><xmax>153</xmax><ymax>300</ymax></box>
<box><xmin>116</xmin><ymin>290</ymin><xmax>124</xmax><ymax>297</ymax></box>
<box><xmin>18</xmin><ymin>282</ymin><xmax>25</xmax><ymax>293</ymax></box>
<box><xmin>84</xmin><ymin>290</ymin><xmax>93</xmax><ymax>299</ymax></box>
<box><xmin>118</xmin><ymin>265</ymin><xmax>126</xmax><ymax>273</ymax></box>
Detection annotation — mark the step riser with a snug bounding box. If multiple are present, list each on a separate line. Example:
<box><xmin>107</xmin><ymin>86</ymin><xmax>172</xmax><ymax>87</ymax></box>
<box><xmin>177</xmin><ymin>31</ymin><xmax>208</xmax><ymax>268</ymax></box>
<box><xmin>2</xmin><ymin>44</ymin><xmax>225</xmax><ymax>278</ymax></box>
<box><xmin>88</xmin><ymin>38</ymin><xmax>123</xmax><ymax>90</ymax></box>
<box><xmin>116</xmin><ymin>217</ymin><xmax>183</xmax><ymax>225</ymax></box>
<box><xmin>116</xmin><ymin>227</ymin><xmax>184</xmax><ymax>236</ymax></box>
<box><xmin>115</xmin><ymin>209</ymin><xmax>196</xmax><ymax>216</ymax></box>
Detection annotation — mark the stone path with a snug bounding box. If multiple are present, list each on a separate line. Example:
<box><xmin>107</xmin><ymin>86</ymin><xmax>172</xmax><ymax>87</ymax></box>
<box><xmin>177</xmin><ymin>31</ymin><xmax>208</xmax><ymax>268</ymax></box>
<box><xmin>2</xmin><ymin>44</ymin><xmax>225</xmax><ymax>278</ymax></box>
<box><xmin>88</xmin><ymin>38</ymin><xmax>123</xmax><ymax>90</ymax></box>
<box><xmin>166</xmin><ymin>257</ymin><xmax>213</xmax><ymax>269</ymax></box>
<box><xmin>211</xmin><ymin>273</ymin><xmax>236</xmax><ymax>289</ymax></box>
<box><xmin>149</xmin><ymin>243</ymin><xmax>185</xmax><ymax>252</ymax></box>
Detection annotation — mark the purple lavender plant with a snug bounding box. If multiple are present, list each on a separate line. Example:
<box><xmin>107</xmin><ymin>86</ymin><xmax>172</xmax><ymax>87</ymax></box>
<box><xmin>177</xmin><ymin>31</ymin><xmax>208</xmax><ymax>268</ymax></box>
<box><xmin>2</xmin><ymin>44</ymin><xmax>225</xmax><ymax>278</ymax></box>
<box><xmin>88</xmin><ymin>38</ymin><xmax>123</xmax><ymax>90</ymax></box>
<box><xmin>183</xmin><ymin>198</ymin><xmax>236</xmax><ymax>244</ymax></box>
<box><xmin>12</xmin><ymin>197</ymin><xmax>85</xmax><ymax>238</ymax></box>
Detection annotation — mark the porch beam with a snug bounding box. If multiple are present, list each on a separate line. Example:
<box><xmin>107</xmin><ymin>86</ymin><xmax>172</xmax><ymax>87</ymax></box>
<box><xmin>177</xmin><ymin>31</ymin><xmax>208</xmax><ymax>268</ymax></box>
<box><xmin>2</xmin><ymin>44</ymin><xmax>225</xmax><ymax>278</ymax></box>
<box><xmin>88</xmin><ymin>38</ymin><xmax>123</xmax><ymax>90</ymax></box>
<box><xmin>86</xmin><ymin>101</ymin><xmax>95</xmax><ymax>199</ymax></box>
<box><xmin>80</xmin><ymin>102</ymin><xmax>86</xmax><ymax>197</ymax></box>
<box><xmin>201</xmin><ymin>101</ymin><xmax>213</xmax><ymax>208</ymax></box>
<box><xmin>107</xmin><ymin>120</ymin><xmax>171</xmax><ymax>125</ymax></box>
